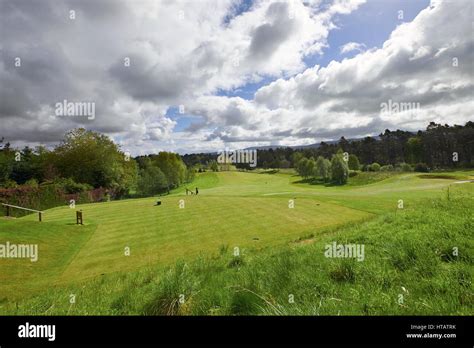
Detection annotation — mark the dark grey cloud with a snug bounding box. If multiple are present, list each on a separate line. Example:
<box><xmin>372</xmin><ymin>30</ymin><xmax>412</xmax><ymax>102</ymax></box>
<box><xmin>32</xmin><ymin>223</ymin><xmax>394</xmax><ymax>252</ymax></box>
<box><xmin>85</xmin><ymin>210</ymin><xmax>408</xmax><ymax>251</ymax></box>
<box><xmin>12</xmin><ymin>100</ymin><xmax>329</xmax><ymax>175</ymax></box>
<box><xmin>109</xmin><ymin>55</ymin><xmax>189</xmax><ymax>102</ymax></box>
<box><xmin>248</xmin><ymin>2</ymin><xmax>295</xmax><ymax>60</ymax></box>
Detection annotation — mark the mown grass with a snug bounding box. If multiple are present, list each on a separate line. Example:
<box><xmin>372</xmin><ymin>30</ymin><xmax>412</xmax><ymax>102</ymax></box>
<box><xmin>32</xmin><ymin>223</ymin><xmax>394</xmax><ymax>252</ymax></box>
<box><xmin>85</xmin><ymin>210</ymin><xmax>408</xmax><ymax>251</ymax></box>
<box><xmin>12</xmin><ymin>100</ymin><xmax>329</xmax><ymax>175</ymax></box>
<box><xmin>0</xmin><ymin>170</ymin><xmax>472</xmax><ymax>314</ymax></box>
<box><xmin>346</xmin><ymin>171</ymin><xmax>396</xmax><ymax>186</ymax></box>
<box><xmin>0</xmin><ymin>172</ymin><xmax>372</xmax><ymax>300</ymax></box>
<box><xmin>1</xmin><ymin>191</ymin><xmax>472</xmax><ymax>315</ymax></box>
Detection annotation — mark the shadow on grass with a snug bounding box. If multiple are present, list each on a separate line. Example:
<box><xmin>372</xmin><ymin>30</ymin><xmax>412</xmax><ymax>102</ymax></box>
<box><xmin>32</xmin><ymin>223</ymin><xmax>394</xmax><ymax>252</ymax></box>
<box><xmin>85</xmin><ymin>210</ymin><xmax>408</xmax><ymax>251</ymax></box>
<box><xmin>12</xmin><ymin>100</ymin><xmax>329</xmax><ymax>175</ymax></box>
<box><xmin>258</xmin><ymin>169</ymin><xmax>279</xmax><ymax>174</ymax></box>
<box><xmin>293</xmin><ymin>178</ymin><xmax>343</xmax><ymax>187</ymax></box>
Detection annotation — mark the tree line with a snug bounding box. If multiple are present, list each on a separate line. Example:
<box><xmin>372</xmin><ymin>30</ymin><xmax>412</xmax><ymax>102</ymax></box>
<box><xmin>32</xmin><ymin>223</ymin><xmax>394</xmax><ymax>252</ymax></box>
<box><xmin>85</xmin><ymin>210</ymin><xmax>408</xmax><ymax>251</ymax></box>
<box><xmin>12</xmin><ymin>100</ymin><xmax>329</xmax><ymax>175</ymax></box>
<box><xmin>1</xmin><ymin>121</ymin><xmax>472</xmax><ymax>196</ymax></box>
<box><xmin>182</xmin><ymin>122</ymin><xmax>474</xmax><ymax>170</ymax></box>
<box><xmin>0</xmin><ymin>128</ymin><xmax>193</xmax><ymax>199</ymax></box>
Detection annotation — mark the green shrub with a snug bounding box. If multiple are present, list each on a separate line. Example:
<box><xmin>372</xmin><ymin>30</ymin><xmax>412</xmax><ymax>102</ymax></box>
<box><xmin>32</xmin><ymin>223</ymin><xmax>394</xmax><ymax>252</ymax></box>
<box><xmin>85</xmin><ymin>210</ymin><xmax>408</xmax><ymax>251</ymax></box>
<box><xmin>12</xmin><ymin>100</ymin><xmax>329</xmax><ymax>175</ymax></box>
<box><xmin>55</xmin><ymin>178</ymin><xmax>93</xmax><ymax>194</ymax></box>
<box><xmin>396</xmin><ymin>163</ymin><xmax>413</xmax><ymax>172</ymax></box>
<box><xmin>3</xmin><ymin>179</ymin><xmax>18</xmax><ymax>188</ymax></box>
<box><xmin>369</xmin><ymin>163</ymin><xmax>381</xmax><ymax>172</ymax></box>
<box><xmin>380</xmin><ymin>164</ymin><xmax>393</xmax><ymax>172</ymax></box>
<box><xmin>348</xmin><ymin>170</ymin><xmax>358</xmax><ymax>177</ymax></box>
<box><xmin>24</xmin><ymin>178</ymin><xmax>39</xmax><ymax>188</ymax></box>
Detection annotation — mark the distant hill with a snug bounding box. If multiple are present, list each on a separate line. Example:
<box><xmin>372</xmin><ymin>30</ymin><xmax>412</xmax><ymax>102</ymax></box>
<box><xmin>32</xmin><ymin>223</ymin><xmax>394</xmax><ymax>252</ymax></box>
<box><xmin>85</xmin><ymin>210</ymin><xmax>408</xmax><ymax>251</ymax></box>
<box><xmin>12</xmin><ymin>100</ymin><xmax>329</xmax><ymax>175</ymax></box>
<box><xmin>244</xmin><ymin>137</ymin><xmax>378</xmax><ymax>151</ymax></box>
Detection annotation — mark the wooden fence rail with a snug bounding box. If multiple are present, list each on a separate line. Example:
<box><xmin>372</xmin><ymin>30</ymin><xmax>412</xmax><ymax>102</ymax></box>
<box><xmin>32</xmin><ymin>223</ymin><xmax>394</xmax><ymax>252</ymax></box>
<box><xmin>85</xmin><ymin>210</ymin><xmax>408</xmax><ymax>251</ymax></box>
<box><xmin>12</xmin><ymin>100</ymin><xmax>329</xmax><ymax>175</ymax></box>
<box><xmin>1</xmin><ymin>203</ymin><xmax>44</xmax><ymax>222</ymax></box>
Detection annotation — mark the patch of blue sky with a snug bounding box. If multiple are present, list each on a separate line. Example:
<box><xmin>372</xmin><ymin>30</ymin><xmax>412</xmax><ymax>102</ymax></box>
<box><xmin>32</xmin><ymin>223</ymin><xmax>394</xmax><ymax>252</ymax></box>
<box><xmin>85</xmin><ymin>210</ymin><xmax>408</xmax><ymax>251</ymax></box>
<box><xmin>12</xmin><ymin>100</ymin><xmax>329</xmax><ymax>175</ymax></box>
<box><xmin>216</xmin><ymin>75</ymin><xmax>276</xmax><ymax>100</ymax></box>
<box><xmin>166</xmin><ymin>105</ymin><xmax>204</xmax><ymax>132</ymax></box>
<box><xmin>223</xmin><ymin>0</ymin><xmax>255</xmax><ymax>25</ymax></box>
<box><xmin>303</xmin><ymin>0</ymin><xmax>430</xmax><ymax>68</ymax></box>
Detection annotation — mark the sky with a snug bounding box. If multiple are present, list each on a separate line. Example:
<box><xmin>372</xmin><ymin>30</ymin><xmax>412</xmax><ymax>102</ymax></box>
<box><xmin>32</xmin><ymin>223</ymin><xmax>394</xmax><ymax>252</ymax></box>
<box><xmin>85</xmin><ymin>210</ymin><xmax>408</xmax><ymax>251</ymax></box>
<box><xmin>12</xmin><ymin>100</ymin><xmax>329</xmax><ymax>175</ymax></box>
<box><xmin>0</xmin><ymin>0</ymin><xmax>472</xmax><ymax>155</ymax></box>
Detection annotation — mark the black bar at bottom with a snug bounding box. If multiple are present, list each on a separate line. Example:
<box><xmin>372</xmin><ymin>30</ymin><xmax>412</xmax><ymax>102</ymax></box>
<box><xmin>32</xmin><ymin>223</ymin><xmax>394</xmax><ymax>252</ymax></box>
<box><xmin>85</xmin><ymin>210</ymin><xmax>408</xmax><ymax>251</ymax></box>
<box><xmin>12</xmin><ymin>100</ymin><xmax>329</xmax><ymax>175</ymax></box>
<box><xmin>0</xmin><ymin>316</ymin><xmax>472</xmax><ymax>346</ymax></box>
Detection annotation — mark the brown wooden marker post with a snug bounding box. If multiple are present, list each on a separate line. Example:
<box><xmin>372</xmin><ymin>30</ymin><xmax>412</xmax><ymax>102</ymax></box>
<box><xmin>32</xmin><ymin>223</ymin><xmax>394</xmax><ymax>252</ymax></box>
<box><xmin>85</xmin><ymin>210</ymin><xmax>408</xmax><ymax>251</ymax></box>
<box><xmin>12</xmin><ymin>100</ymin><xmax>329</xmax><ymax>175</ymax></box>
<box><xmin>76</xmin><ymin>210</ymin><xmax>83</xmax><ymax>225</ymax></box>
<box><xmin>38</xmin><ymin>212</ymin><xmax>42</xmax><ymax>222</ymax></box>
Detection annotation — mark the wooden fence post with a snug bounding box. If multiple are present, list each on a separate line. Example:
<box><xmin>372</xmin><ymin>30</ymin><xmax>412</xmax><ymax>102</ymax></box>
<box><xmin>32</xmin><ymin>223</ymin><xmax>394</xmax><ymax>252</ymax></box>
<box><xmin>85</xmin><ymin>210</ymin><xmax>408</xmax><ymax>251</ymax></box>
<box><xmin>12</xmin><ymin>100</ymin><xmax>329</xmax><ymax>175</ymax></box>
<box><xmin>38</xmin><ymin>212</ymin><xmax>42</xmax><ymax>222</ymax></box>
